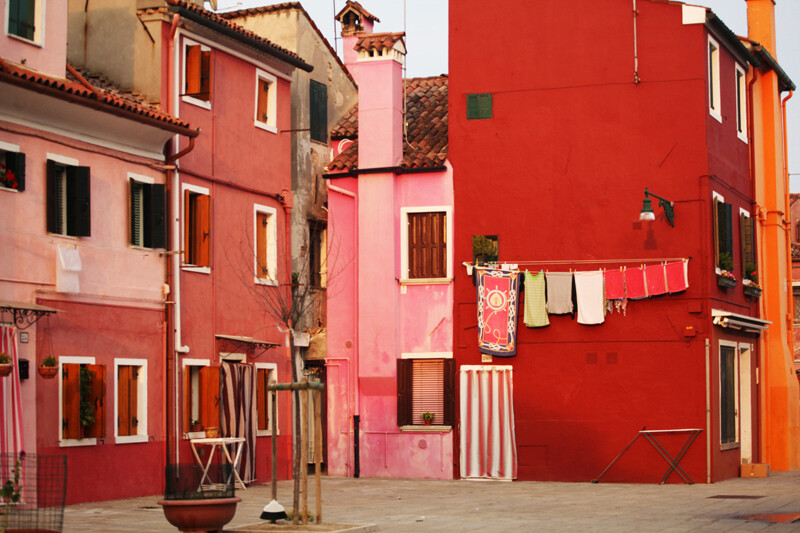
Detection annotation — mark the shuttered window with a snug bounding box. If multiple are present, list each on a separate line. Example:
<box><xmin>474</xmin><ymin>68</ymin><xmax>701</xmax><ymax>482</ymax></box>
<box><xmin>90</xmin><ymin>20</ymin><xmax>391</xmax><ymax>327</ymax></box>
<box><xmin>183</xmin><ymin>365</ymin><xmax>220</xmax><ymax>432</ymax></box>
<box><xmin>408</xmin><ymin>212</ymin><xmax>447</xmax><ymax>279</ymax></box>
<box><xmin>256</xmin><ymin>79</ymin><xmax>271</xmax><ymax>124</ymax></box>
<box><xmin>47</xmin><ymin>160</ymin><xmax>91</xmax><ymax>237</ymax></box>
<box><xmin>256</xmin><ymin>211</ymin><xmax>270</xmax><ymax>280</ymax></box>
<box><xmin>117</xmin><ymin>365</ymin><xmax>140</xmax><ymax>437</ymax></box>
<box><xmin>62</xmin><ymin>363</ymin><xmax>105</xmax><ymax>440</ymax></box>
<box><xmin>184</xmin><ymin>190</ymin><xmax>210</xmax><ymax>267</ymax></box>
<box><xmin>397</xmin><ymin>358</ymin><xmax>455</xmax><ymax>427</ymax></box>
<box><xmin>467</xmin><ymin>93</ymin><xmax>492</xmax><ymax>120</ymax></box>
<box><xmin>185</xmin><ymin>44</ymin><xmax>212</xmax><ymax>102</ymax></box>
<box><xmin>130</xmin><ymin>180</ymin><xmax>166</xmax><ymax>249</ymax></box>
<box><xmin>0</xmin><ymin>150</ymin><xmax>25</xmax><ymax>191</ymax></box>
<box><xmin>310</xmin><ymin>80</ymin><xmax>328</xmax><ymax>143</ymax></box>
<box><xmin>255</xmin><ymin>366</ymin><xmax>276</xmax><ymax>432</ymax></box>
<box><xmin>714</xmin><ymin>197</ymin><xmax>733</xmax><ymax>271</ymax></box>
<box><xmin>740</xmin><ymin>213</ymin><xmax>756</xmax><ymax>280</ymax></box>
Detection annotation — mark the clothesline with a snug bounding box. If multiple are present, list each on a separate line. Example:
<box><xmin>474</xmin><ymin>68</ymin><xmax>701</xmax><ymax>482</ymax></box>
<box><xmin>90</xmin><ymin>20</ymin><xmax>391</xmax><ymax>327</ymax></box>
<box><xmin>464</xmin><ymin>257</ymin><xmax>689</xmax><ymax>268</ymax></box>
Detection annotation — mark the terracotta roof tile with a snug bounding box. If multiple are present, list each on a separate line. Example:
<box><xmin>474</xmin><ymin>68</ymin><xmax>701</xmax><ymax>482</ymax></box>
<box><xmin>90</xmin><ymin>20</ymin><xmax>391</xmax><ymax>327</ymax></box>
<box><xmin>354</xmin><ymin>32</ymin><xmax>404</xmax><ymax>53</ymax></box>
<box><xmin>335</xmin><ymin>1</ymin><xmax>380</xmax><ymax>23</ymax></box>
<box><xmin>328</xmin><ymin>75</ymin><xmax>448</xmax><ymax>171</ymax></box>
<box><xmin>0</xmin><ymin>57</ymin><xmax>194</xmax><ymax>134</ymax></box>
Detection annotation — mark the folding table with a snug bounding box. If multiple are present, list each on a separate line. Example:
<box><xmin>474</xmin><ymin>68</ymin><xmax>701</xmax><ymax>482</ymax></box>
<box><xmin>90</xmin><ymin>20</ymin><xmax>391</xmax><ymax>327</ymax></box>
<box><xmin>189</xmin><ymin>437</ymin><xmax>247</xmax><ymax>490</ymax></box>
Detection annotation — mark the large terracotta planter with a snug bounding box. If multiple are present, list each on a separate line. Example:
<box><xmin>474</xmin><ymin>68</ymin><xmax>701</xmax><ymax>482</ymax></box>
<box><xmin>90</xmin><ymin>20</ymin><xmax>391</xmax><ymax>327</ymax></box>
<box><xmin>0</xmin><ymin>364</ymin><xmax>12</xmax><ymax>377</ymax></box>
<box><xmin>158</xmin><ymin>497</ymin><xmax>240</xmax><ymax>533</ymax></box>
<box><xmin>38</xmin><ymin>366</ymin><xmax>58</xmax><ymax>379</ymax></box>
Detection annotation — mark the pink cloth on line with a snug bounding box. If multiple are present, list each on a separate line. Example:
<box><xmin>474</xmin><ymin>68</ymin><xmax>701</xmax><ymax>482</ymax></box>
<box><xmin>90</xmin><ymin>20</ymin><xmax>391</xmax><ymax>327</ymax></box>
<box><xmin>666</xmin><ymin>261</ymin><xmax>689</xmax><ymax>293</ymax></box>
<box><xmin>645</xmin><ymin>264</ymin><xmax>667</xmax><ymax>296</ymax></box>
<box><xmin>626</xmin><ymin>266</ymin><xmax>647</xmax><ymax>299</ymax></box>
<box><xmin>604</xmin><ymin>269</ymin><xmax>625</xmax><ymax>300</ymax></box>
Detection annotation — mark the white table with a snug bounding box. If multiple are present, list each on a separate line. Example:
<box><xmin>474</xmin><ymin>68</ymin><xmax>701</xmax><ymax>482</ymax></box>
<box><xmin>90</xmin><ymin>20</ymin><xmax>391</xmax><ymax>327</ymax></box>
<box><xmin>189</xmin><ymin>437</ymin><xmax>247</xmax><ymax>490</ymax></box>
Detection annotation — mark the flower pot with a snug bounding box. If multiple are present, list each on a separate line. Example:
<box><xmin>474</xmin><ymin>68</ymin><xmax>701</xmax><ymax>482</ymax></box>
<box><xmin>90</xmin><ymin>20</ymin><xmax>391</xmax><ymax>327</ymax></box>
<box><xmin>717</xmin><ymin>276</ymin><xmax>737</xmax><ymax>289</ymax></box>
<box><xmin>744</xmin><ymin>285</ymin><xmax>762</xmax><ymax>298</ymax></box>
<box><xmin>423</xmin><ymin>419</ymin><xmax>433</xmax><ymax>426</ymax></box>
<box><xmin>158</xmin><ymin>496</ymin><xmax>241</xmax><ymax>533</ymax></box>
<box><xmin>0</xmin><ymin>364</ymin><xmax>13</xmax><ymax>377</ymax></box>
<box><xmin>190</xmin><ymin>423</ymin><xmax>203</xmax><ymax>433</ymax></box>
<box><xmin>38</xmin><ymin>366</ymin><xmax>58</xmax><ymax>379</ymax></box>
<box><xmin>205</xmin><ymin>427</ymin><xmax>219</xmax><ymax>439</ymax></box>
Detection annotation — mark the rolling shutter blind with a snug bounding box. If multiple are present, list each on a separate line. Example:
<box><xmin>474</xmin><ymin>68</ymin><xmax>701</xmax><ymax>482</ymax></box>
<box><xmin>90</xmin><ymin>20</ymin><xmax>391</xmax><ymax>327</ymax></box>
<box><xmin>257</xmin><ymin>212</ymin><xmax>268</xmax><ymax>278</ymax></box>
<box><xmin>396</xmin><ymin>359</ymin><xmax>411</xmax><ymax>426</ymax></box>
<box><xmin>408</xmin><ymin>212</ymin><xmax>446</xmax><ymax>278</ymax></box>
<box><xmin>62</xmin><ymin>364</ymin><xmax>81</xmax><ymax>440</ymax></box>
<box><xmin>86</xmin><ymin>364</ymin><xmax>105</xmax><ymax>438</ymax></box>
<box><xmin>411</xmin><ymin>359</ymin><xmax>444</xmax><ymax>425</ymax></box>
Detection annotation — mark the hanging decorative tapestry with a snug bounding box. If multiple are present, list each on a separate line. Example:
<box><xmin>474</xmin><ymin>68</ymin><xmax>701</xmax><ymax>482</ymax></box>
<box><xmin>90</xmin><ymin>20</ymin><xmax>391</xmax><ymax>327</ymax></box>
<box><xmin>477</xmin><ymin>268</ymin><xmax>522</xmax><ymax>357</ymax></box>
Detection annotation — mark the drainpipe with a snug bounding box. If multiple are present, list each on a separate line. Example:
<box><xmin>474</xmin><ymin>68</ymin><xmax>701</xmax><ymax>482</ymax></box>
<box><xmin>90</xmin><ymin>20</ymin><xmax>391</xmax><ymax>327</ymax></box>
<box><xmin>781</xmin><ymin>91</ymin><xmax>794</xmax><ymax>348</ymax></box>
<box><xmin>705</xmin><ymin>337</ymin><xmax>711</xmax><ymax>484</ymax></box>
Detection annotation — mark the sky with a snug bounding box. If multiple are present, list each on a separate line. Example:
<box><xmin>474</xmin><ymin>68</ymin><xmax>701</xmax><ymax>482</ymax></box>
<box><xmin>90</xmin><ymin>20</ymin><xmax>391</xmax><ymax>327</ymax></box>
<box><xmin>216</xmin><ymin>0</ymin><xmax>799</xmax><ymax>192</ymax></box>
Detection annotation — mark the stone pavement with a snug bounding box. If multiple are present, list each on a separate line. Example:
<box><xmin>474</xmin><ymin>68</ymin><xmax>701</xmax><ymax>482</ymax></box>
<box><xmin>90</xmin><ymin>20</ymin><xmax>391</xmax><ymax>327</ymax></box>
<box><xmin>64</xmin><ymin>471</ymin><xmax>800</xmax><ymax>532</ymax></box>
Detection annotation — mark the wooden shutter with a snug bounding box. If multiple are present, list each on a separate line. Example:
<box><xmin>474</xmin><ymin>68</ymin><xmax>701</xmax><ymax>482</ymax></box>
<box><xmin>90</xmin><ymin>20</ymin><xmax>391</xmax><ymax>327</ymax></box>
<box><xmin>411</xmin><ymin>359</ymin><xmax>444</xmax><ymax>425</ymax></box>
<box><xmin>46</xmin><ymin>160</ymin><xmax>58</xmax><ymax>233</ymax></box>
<box><xmin>86</xmin><ymin>364</ymin><xmax>105</xmax><ymax>438</ymax></box>
<box><xmin>257</xmin><ymin>79</ymin><xmax>269</xmax><ymax>123</ymax></box>
<box><xmin>408</xmin><ymin>212</ymin><xmax>446</xmax><ymax>279</ymax></box>
<box><xmin>149</xmin><ymin>183</ymin><xmax>166</xmax><ymax>249</ymax></box>
<box><xmin>256</xmin><ymin>368</ymin><xmax>267</xmax><ymax>430</ymax></box>
<box><xmin>257</xmin><ymin>212</ymin><xmax>268</xmax><ymax>278</ymax></box>
<box><xmin>130</xmin><ymin>181</ymin><xmax>141</xmax><ymax>246</ymax></box>
<box><xmin>195</xmin><ymin>194</ymin><xmax>210</xmax><ymax>267</ymax></box>
<box><xmin>62</xmin><ymin>364</ymin><xmax>81</xmax><ymax>440</ymax></box>
<box><xmin>67</xmin><ymin>165</ymin><xmax>91</xmax><ymax>237</ymax></box>
<box><xmin>7</xmin><ymin>151</ymin><xmax>25</xmax><ymax>192</ymax></box>
<box><xmin>199</xmin><ymin>50</ymin><xmax>212</xmax><ymax>101</ymax></box>
<box><xmin>200</xmin><ymin>365</ymin><xmax>220</xmax><ymax>429</ymax></box>
<box><xmin>478</xmin><ymin>94</ymin><xmax>492</xmax><ymax>119</ymax></box>
<box><xmin>466</xmin><ymin>94</ymin><xmax>478</xmax><ymax>119</ymax></box>
<box><xmin>740</xmin><ymin>214</ymin><xmax>756</xmax><ymax>276</ymax></box>
<box><xmin>186</xmin><ymin>45</ymin><xmax>200</xmax><ymax>97</ymax></box>
<box><xmin>443</xmin><ymin>358</ymin><xmax>455</xmax><ymax>427</ymax></box>
<box><xmin>118</xmin><ymin>366</ymin><xmax>132</xmax><ymax>436</ymax></box>
<box><xmin>310</xmin><ymin>80</ymin><xmax>328</xmax><ymax>143</ymax></box>
<box><xmin>721</xmin><ymin>202</ymin><xmax>733</xmax><ymax>261</ymax></box>
<box><xmin>396</xmin><ymin>359</ymin><xmax>411</xmax><ymax>426</ymax></box>
<box><xmin>183</xmin><ymin>189</ymin><xmax>192</xmax><ymax>264</ymax></box>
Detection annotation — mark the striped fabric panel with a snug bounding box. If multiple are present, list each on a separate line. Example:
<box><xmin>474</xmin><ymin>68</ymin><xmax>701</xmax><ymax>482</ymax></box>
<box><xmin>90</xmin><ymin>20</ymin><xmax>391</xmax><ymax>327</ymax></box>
<box><xmin>523</xmin><ymin>271</ymin><xmax>549</xmax><ymax>327</ymax></box>
<box><xmin>0</xmin><ymin>325</ymin><xmax>24</xmax><ymax>469</ymax></box>
<box><xmin>220</xmin><ymin>362</ymin><xmax>257</xmax><ymax>483</ymax></box>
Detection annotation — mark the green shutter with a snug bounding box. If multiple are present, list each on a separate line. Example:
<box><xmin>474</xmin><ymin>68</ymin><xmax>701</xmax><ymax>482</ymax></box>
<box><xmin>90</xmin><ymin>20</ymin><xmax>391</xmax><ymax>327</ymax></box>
<box><xmin>467</xmin><ymin>93</ymin><xmax>492</xmax><ymax>120</ymax></box>
<box><xmin>310</xmin><ymin>80</ymin><xmax>328</xmax><ymax>143</ymax></box>
<box><xmin>67</xmin><ymin>166</ymin><xmax>91</xmax><ymax>237</ymax></box>
<box><xmin>467</xmin><ymin>94</ymin><xmax>478</xmax><ymax>119</ymax></box>
<box><xmin>149</xmin><ymin>184</ymin><xmax>167</xmax><ymax>249</ymax></box>
<box><xmin>130</xmin><ymin>180</ymin><xmax>142</xmax><ymax>246</ymax></box>
<box><xmin>46</xmin><ymin>160</ymin><xmax>58</xmax><ymax>233</ymax></box>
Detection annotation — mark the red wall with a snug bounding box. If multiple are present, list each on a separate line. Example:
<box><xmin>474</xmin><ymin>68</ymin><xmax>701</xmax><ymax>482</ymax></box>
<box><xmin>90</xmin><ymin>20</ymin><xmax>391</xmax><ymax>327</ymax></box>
<box><xmin>450</xmin><ymin>0</ymin><xmax>758</xmax><ymax>482</ymax></box>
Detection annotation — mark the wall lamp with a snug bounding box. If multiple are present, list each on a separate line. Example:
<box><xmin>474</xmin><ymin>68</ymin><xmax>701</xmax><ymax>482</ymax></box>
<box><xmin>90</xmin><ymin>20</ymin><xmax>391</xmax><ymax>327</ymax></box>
<box><xmin>639</xmin><ymin>187</ymin><xmax>675</xmax><ymax>227</ymax></box>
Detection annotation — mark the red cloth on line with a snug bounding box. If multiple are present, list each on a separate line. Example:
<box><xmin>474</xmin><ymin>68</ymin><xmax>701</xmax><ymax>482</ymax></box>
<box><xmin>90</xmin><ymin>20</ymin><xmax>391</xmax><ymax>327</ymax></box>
<box><xmin>604</xmin><ymin>269</ymin><xmax>625</xmax><ymax>300</ymax></box>
<box><xmin>626</xmin><ymin>266</ymin><xmax>647</xmax><ymax>299</ymax></box>
<box><xmin>666</xmin><ymin>261</ymin><xmax>689</xmax><ymax>293</ymax></box>
<box><xmin>645</xmin><ymin>264</ymin><xmax>667</xmax><ymax>296</ymax></box>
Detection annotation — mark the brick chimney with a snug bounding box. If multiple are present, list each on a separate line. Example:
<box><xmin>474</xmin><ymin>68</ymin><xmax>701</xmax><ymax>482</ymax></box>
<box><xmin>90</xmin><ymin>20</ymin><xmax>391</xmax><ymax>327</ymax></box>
<box><xmin>746</xmin><ymin>0</ymin><xmax>777</xmax><ymax>55</ymax></box>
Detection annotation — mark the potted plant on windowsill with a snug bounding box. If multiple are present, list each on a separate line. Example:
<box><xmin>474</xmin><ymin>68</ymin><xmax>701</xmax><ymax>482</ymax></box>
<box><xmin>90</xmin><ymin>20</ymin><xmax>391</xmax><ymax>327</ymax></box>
<box><xmin>190</xmin><ymin>419</ymin><xmax>203</xmax><ymax>433</ymax></box>
<box><xmin>422</xmin><ymin>411</ymin><xmax>435</xmax><ymax>426</ymax></box>
<box><xmin>743</xmin><ymin>264</ymin><xmax>762</xmax><ymax>298</ymax></box>
<box><xmin>38</xmin><ymin>356</ymin><xmax>58</xmax><ymax>379</ymax></box>
<box><xmin>716</xmin><ymin>253</ymin><xmax>737</xmax><ymax>288</ymax></box>
<box><xmin>0</xmin><ymin>353</ymin><xmax>12</xmax><ymax>377</ymax></box>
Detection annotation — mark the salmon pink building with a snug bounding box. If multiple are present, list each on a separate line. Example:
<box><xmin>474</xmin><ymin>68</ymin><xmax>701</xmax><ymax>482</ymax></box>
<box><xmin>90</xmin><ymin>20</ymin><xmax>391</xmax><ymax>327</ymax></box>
<box><xmin>449</xmin><ymin>0</ymin><xmax>796</xmax><ymax>483</ymax></box>
<box><xmin>325</xmin><ymin>2</ymin><xmax>454</xmax><ymax>478</ymax></box>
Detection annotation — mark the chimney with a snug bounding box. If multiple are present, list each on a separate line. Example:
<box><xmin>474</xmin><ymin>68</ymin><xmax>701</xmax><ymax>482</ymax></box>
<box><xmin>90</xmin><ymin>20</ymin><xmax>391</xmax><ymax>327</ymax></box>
<box><xmin>746</xmin><ymin>0</ymin><xmax>777</xmax><ymax>55</ymax></box>
<box><xmin>335</xmin><ymin>1</ymin><xmax>380</xmax><ymax>67</ymax></box>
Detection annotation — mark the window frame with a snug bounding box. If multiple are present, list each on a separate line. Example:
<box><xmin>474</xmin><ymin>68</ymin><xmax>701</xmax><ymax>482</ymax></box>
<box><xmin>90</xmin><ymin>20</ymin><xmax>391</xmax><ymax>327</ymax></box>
<box><xmin>397</xmin><ymin>353</ymin><xmax>455</xmax><ymax>430</ymax></box>
<box><xmin>309</xmin><ymin>79</ymin><xmax>328</xmax><ymax>143</ymax></box>
<box><xmin>735</xmin><ymin>63</ymin><xmax>748</xmax><ymax>142</ymax></box>
<box><xmin>708</xmin><ymin>36</ymin><xmax>722</xmax><ymax>123</ymax></box>
<box><xmin>719</xmin><ymin>340</ymin><xmax>740</xmax><ymax>449</ymax></box>
<box><xmin>400</xmin><ymin>206</ymin><xmax>453</xmax><ymax>284</ymax></box>
<box><xmin>46</xmin><ymin>154</ymin><xmax>91</xmax><ymax>238</ymax></box>
<box><xmin>0</xmin><ymin>141</ymin><xmax>25</xmax><ymax>193</ymax></box>
<box><xmin>114</xmin><ymin>358</ymin><xmax>148</xmax><ymax>444</ymax></box>
<box><xmin>182</xmin><ymin>183</ymin><xmax>211</xmax><ymax>273</ymax></box>
<box><xmin>254</xmin><ymin>69</ymin><xmax>278</xmax><ymax>133</ymax></box>
<box><xmin>182</xmin><ymin>38</ymin><xmax>212</xmax><ymax>109</ymax></box>
<box><xmin>713</xmin><ymin>192</ymin><xmax>734</xmax><ymax>273</ymax></box>
<box><xmin>308</xmin><ymin>220</ymin><xmax>327</xmax><ymax>288</ymax></box>
<box><xmin>182</xmin><ymin>358</ymin><xmax>217</xmax><ymax>437</ymax></box>
<box><xmin>255</xmin><ymin>362</ymin><xmax>278</xmax><ymax>437</ymax></box>
<box><xmin>129</xmin><ymin>173</ymin><xmax>166</xmax><ymax>249</ymax></box>
<box><xmin>7</xmin><ymin>0</ymin><xmax>42</xmax><ymax>44</ymax></box>
<box><xmin>254</xmin><ymin>204</ymin><xmax>278</xmax><ymax>286</ymax></box>
<box><xmin>59</xmin><ymin>356</ymin><xmax>103</xmax><ymax>447</ymax></box>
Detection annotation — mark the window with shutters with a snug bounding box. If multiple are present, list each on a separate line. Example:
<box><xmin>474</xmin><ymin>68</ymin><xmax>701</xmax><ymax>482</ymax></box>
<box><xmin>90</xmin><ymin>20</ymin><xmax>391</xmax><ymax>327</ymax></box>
<box><xmin>719</xmin><ymin>341</ymin><xmax>739</xmax><ymax>447</ymax></box>
<box><xmin>466</xmin><ymin>93</ymin><xmax>492</xmax><ymax>120</ymax></box>
<box><xmin>46</xmin><ymin>156</ymin><xmax>91</xmax><ymax>237</ymax></box>
<box><xmin>397</xmin><ymin>356</ymin><xmax>455</xmax><ymax>428</ymax></box>
<box><xmin>310</xmin><ymin>80</ymin><xmax>328</xmax><ymax>143</ymax></box>
<box><xmin>183</xmin><ymin>360</ymin><xmax>220</xmax><ymax>434</ymax></box>
<box><xmin>309</xmin><ymin>220</ymin><xmax>327</xmax><ymax>288</ymax></box>
<box><xmin>254</xmin><ymin>204</ymin><xmax>277</xmax><ymax>285</ymax></box>
<box><xmin>254</xmin><ymin>69</ymin><xmax>277</xmax><ymax>133</ymax></box>
<box><xmin>60</xmin><ymin>357</ymin><xmax>105</xmax><ymax>446</ymax></box>
<box><xmin>183</xmin><ymin>184</ymin><xmax>211</xmax><ymax>269</ymax></box>
<box><xmin>115</xmin><ymin>359</ymin><xmax>147</xmax><ymax>444</ymax></box>
<box><xmin>740</xmin><ymin>210</ymin><xmax>757</xmax><ymax>283</ymax></box>
<box><xmin>129</xmin><ymin>175</ymin><xmax>166</xmax><ymax>249</ymax></box>
<box><xmin>0</xmin><ymin>144</ymin><xmax>25</xmax><ymax>192</ymax></box>
<box><xmin>7</xmin><ymin>0</ymin><xmax>41</xmax><ymax>42</ymax></box>
<box><xmin>183</xmin><ymin>41</ymin><xmax>212</xmax><ymax>107</ymax></box>
<box><xmin>255</xmin><ymin>363</ymin><xmax>278</xmax><ymax>436</ymax></box>
<box><xmin>708</xmin><ymin>36</ymin><xmax>721</xmax><ymax>123</ymax></box>
<box><xmin>401</xmin><ymin>207</ymin><xmax>452</xmax><ymax>282</ymax></box>
<box><xmin>713</xmin><ymin>193</ymin><xmax>734</xmax><ymax>274</ymax></box>
<box><xmin>735</xmin><ymin>64</ymin><xmax>747</xmax><ymax>142</ymax></box>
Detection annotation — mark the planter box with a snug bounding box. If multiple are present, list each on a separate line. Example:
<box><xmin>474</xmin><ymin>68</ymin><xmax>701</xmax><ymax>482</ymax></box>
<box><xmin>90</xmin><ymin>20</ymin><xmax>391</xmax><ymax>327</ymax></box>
<box><xmin>743</xmin><ymin>285</ymin><xmax>762</xmax><ymax>298</ymax></box>
<box><xmin>741</xmin><ymin>463</ymin><xmax>769</xmax><ymax>478</ymax></box>
<box><xmin>717</xmin><ymin>276</ymin><xmax>737</xmax><ymax>289</ymax></box>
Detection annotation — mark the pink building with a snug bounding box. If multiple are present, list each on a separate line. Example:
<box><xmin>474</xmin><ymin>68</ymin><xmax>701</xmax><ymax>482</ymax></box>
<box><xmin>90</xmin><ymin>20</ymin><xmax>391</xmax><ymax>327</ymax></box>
<box><xmin>325</xmin><ymin>2</ymin><xmax>454</xmax><ymax>478</ymax></box>
<box><xmin>0</xmin><ymin>0</ymin><xmax>196</xmax><ymax>503</ymax></box>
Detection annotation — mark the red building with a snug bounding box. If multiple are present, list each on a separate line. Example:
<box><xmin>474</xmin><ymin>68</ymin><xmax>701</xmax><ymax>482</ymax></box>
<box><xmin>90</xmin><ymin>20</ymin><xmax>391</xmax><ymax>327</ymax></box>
<box><xmin>449</xmin><ymin>0</ymin><xmax>790</xmax><ymax>482</ymax></box>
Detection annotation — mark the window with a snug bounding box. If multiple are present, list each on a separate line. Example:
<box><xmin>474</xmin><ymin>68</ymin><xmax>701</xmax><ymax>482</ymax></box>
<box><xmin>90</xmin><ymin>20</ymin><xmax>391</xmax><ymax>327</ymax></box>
<box><xmin>794</xmin><ymin>286</ymin><xmax>800</xmax><ymax>324</ymax></box>
<box><xmin>60</xmin><ymin>357</ymin><xmax>105</xmax><ymax>445</ymax></box>
<box><xmin>129</xmin><ymin>175</ymin><xmax>166</xmax><ymax>249</ymax></box>
<box><xmin>310</xmin><ymin>80</ymin><xmax>328</xmax><ymax>143</ymax></box>
<box><xmin>184</xmin><ymin>42</ymin><xmax>212</xmax><ymax>105</ymax></box>
<box><xmin>713</xmin><ymin>194</ymin><xmax>733</xmax><ymax>272</ymax></box>
<box><xmin>7</xmin><ymin>0</ymin><xmax>39</xmax><ymax>42</ymax></box>
<box><xmin>255</xmin><ymin>363</ymin><xmax>277</xmax><ymax>436</ymax></box>
<box><xmin>254</xmin><ymin>204</ymin><xmax>277</xmax><ymax>284</ymax></box>
<box><xmin>308</xmin><ymin>220</ymin><xmax>327</xmax><ymax>288</ymax></box>
<box><xmin>735</xmin><ymin>64</ymin><xmax>747</xmax><ymax>142</ymax></box>
<box><xmin>183</xmin><ymin>184</ymin><xmax>210</xmax><ymax>268</ymax></box>
<box><xmin>740</xmin><ymin>210</ymin><xmax>756</xmax><ymax>282</ymax></box>
<box><xmin>182</xmin><ymin>360</ymin><xmax>219</xmax><ymax>434</ymax></box>
<box><xmin>708</xmin><ymin>36</ymin><xmax>721</xmax><ymax>122</ymax></box>
<box><xmin>401</xmin><ymin>207</ymin><xmax>452</xmax><ymax>281</ymax></box>
<box><xmin>397</xmin><ymin>357</ymin><xmax>455</xmax><ymax>427</ymax></box>
<box><xmin>115</xmin><ymin>359</ymin><xmax>147</xmax><ymax>443</ymax></box>
<box><xmin>0</xmin><ymin>142</ymin><xmax>25</xmax><ymax>191</ymax></box>
<box><xmin>46</xmin><ymin>157</ymin><xmax>90</xmax><ymax>237</ymax></box>
<box><xmin>254</xmin><ymin>69</ymin><xmax>277</xmax><ymax>132</ymax></box>
<box><xmin>719</xmin><ymin>342</ymin><xmax>739</xmax><ymax>447</ymax></box>
<box><xmin>467</xmin><ymin>93</ymin><xmax>492</xmax><ymax>120</ymax></box>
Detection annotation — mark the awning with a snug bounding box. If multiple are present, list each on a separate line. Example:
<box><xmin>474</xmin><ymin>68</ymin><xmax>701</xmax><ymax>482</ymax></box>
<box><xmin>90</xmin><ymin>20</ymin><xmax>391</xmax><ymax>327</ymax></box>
<box><xmin>712</xmin><ymin>309</ymin><xmax>771</xmax><ymax>334</ymax></box>
<box><xmin>0</xmin><ymin>300</ymin><xmax>60</xmax><ymax>330</ymax></box>
<box><xmin>215</xmin><ymin>334</ymin><xmax>281</xmax><ymax>355</ymax></box>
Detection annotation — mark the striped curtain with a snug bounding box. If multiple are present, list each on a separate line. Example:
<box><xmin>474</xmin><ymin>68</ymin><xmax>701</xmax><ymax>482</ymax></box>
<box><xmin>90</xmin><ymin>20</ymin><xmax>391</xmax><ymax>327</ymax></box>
<box><xmin>220</xmin><ymin>362</ymin><xmax>257</xmax><ymax>483</ymax></box>
<box><xmin>0</xmin><ymin>326</ymin><xmax>24</xmax><ymax>457</ymax></box>
<box><xmin>459</xmin><ymin>365</ymin><xmax>517</xmax><ymax>480</ymax></box>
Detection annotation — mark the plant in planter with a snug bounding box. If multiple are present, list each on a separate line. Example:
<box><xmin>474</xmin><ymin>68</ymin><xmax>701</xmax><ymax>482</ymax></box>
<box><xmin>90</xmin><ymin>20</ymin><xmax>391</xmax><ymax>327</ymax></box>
<box><xmin>38</xmin><ymin>356</ymin><xmax>58</xmax><ymax>379</ymax></box>
<box><xmin>743</xmin><ymin>264</ymin><xmax>762</xmax><ymax>297</ymax></box>
<box><xmin>716</xmin><ymin>252</ymin><xmax>736</xmax><ymax>288</ymax></box>
<box><xmin>472</xmin><ymin>235</ymin><xmax>499</xmax><ymax>266</ymax></box>
<box><xmin>0</xmin><ymin>352</ymin><xmax>12</xmax><ymax>377</ymax></box>
<box><xmin>190</xmin><ymin>419</ymin><xmax>203</xmax><ymax>433</ymax></box>
<box><xmin>422</xmin><ymin>411</ymin><xmax>435</xmax><ymax>426</ymax></box>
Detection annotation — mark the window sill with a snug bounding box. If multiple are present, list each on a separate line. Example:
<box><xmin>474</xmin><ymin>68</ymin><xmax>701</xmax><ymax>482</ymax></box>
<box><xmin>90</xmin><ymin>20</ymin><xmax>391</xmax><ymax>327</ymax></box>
<box><xmin>7</xmin><ymin>33</ymin><xmax>41</xmax><ymax>47</ymax></box>
<box><xmin>182</xmin><ymin>95</ymin><xmax>211</xmax><ymax>110</ymax></box>
<box><xmin>399</xmin><ymin>425</ymin><xmax>452</xmax><ymax>433</ymax></box>
<box><xmin>709</xmin><ymin>108</ymin><xmax>722</xmax><ymax>123</ymax></box>
<box><xmin>399</xmin><ymin>278</ymin><xmax>452</xmax><ymax>286</ymax></box>
<box><xmin>720</xmin><ymin>442</ymin><xmax>740</xmax><ymax>451</ymax></box>
<box><xmin>254</xmin><ymin>121</ymin><xmax>277</xmax><ymax>134</ymax></box>
<box><xmin>60</xmin><ymin>437</ymin><xmax>97</xmax><ymax>447</ymax></box>
<box><xmin>116</xmin><ymin>434</ymin><xmax>149</xmax><ymax>444</ymax></box>
<box><xmin>0</xmin><ymin>187</ymin><xmax>19</xmax><ymax>194</ymax></box>
<box><xmin>255</xmin><ymin>277</ymin><xmax>278</xmax><ymax>286</ymax></box>
<box><xmin>182</xmin><ymin>265</ymin><xmax>211</xmax><ymax>274</ymax></box>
